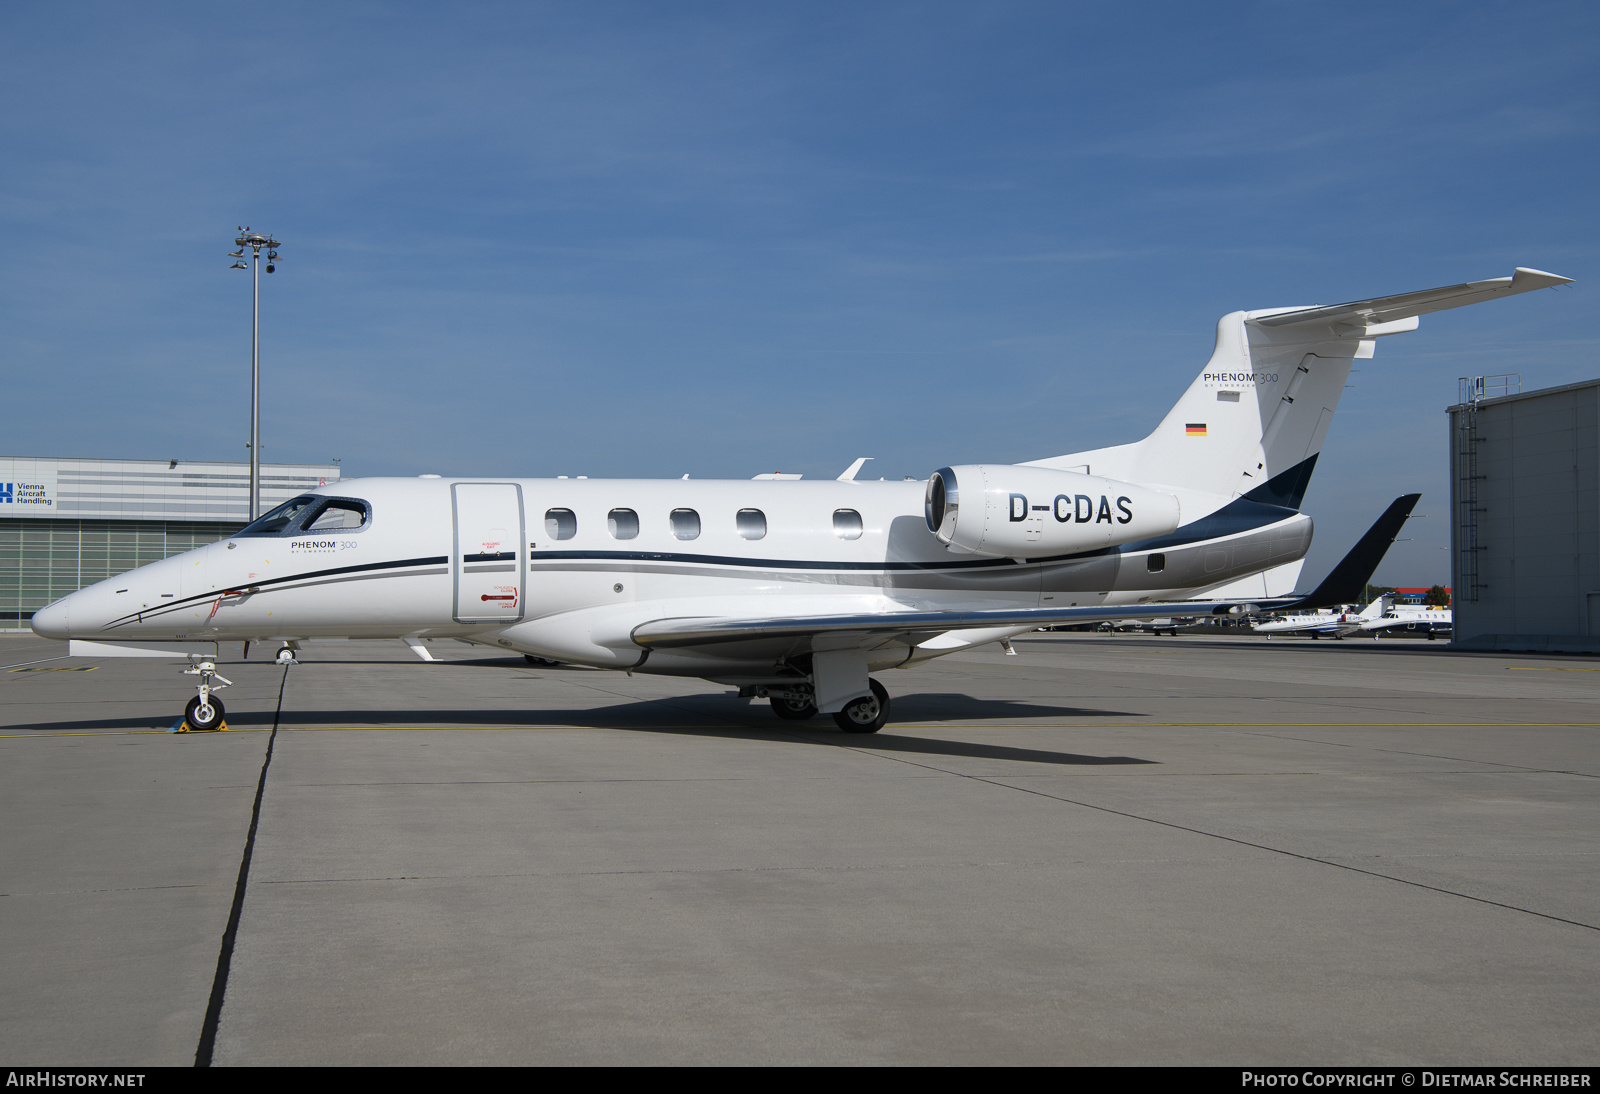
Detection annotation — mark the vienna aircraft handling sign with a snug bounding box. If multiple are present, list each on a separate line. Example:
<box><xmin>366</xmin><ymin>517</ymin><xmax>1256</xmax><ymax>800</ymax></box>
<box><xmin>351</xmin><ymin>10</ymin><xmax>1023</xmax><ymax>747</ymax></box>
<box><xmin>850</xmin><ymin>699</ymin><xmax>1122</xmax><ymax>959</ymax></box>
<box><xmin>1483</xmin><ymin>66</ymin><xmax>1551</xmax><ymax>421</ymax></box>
<box><xmin>0</xmin><ymin>461</ymin><xmax>58</xmax><ymax>514</ymax></box>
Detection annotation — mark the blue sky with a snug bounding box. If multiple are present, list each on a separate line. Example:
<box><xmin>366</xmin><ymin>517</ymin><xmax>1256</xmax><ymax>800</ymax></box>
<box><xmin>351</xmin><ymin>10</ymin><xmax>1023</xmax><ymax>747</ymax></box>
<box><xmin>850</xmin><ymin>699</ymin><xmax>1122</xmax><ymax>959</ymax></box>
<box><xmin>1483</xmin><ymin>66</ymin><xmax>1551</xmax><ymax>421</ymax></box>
<box><xmin>2</xmin><ymin>1</ymin><xmax>1595</xmax><ymax>585</ymax></box>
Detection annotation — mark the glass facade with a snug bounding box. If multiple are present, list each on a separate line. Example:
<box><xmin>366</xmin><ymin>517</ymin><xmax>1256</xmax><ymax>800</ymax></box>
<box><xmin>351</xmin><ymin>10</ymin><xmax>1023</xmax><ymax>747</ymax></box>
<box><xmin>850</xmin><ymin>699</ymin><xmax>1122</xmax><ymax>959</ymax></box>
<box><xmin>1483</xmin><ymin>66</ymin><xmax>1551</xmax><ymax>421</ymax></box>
<box><xmin>0</xmin><ymin>518</ymin><xmax>243</xmax><ymax>622</ymax></box>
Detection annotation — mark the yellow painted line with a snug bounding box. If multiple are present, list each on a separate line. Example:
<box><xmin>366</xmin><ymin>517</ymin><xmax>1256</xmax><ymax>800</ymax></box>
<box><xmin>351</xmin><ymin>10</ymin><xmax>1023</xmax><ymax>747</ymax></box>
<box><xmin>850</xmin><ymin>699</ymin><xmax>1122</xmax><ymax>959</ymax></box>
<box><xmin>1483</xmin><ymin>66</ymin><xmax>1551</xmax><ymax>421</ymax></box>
<box><xmin>200</xmin><ymin>721</ymin><xmax>1600</xmax><ymax>731</ymax></box>
<box><xmin>5</xmin><ymin>721</ymin><xmax>1599</xmax><ymax>740</ymax></box>
<box><xmin>0</xmin><ymin>730</ymin><xmax>171</xmax><ymax>739</ymax></box>
<box><xmin>0</xmin><ymin>724</ymin><xmax>750</xmax><ymax>738</ymax></box>
<box><xmin>896</xmin><ymin>721</ymin><xmax>1600</xmax><ymax>729</ymax></box>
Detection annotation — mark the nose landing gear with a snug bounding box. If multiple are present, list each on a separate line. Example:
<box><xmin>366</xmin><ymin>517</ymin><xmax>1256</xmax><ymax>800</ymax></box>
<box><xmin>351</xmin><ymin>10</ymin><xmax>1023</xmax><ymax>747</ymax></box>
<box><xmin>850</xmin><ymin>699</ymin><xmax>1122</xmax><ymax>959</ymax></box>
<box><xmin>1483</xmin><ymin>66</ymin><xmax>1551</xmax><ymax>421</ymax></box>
<box><xmin>178</xmin><ymin>657</ymin><xmax>232</xmax><ymax>732</ymax></box>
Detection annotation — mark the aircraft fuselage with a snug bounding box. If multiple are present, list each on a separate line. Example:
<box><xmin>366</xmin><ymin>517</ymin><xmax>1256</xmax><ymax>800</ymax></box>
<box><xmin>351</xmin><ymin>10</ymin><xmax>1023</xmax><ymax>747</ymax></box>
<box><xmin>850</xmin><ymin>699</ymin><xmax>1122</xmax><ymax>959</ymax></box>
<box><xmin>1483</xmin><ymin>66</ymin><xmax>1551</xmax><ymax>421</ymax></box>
<box><xmin>34</xmin><ymin>474</ymin><xmax>1311</xmax><ymax>677</ymax></box>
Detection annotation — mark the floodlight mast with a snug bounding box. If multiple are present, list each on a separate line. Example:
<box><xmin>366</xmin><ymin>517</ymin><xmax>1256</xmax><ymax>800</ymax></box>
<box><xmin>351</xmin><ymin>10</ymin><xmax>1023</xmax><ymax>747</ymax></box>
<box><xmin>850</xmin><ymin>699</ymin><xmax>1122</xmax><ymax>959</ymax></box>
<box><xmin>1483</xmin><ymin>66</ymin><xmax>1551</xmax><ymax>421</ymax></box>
<box><xmin>230</xmin><ymin>229</ymin><xmax>281</xmax><ymax>520</ymax></box>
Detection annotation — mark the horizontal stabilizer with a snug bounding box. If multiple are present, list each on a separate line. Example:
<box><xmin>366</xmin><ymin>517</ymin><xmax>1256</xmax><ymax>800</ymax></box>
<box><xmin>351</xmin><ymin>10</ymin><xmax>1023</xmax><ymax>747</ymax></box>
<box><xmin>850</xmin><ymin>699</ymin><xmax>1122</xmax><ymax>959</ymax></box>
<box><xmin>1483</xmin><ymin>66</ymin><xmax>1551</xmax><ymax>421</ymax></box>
<box><xmin>1250</xmin><ymin>268</ymin><xmax>1572</xmax><ymax>331</ymax></box>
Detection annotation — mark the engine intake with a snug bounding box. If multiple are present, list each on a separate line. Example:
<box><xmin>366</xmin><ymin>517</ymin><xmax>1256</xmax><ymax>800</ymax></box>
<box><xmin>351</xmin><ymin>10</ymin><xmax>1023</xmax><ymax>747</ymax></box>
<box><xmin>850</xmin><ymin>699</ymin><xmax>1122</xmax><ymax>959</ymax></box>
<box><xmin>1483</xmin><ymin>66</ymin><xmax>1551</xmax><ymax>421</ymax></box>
<box><xmin>925</xmin><ymin>465</ymin><xmax>1180</xmax><ymax>558</ymax></box>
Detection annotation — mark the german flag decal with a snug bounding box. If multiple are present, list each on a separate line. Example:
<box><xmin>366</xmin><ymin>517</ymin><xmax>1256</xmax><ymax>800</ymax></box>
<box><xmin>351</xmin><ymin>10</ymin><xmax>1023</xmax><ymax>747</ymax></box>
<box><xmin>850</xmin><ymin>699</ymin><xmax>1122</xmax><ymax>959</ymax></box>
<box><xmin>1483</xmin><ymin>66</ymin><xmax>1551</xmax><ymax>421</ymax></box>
<box><xmin>1186</xmin><ymin>423</ymin><xmax>1207</xmax><ymax>437</ymax></box>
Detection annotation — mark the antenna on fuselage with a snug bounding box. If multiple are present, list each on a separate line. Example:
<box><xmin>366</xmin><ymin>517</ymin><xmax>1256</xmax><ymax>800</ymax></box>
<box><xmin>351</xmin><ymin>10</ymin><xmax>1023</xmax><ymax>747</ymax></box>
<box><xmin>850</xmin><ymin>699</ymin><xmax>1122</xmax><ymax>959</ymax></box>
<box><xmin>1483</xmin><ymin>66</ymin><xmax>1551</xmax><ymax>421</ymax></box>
<box><xmin>837</xmin><ymin>457</ymin><xmax>874</xmax><ymax>482</ymax></box>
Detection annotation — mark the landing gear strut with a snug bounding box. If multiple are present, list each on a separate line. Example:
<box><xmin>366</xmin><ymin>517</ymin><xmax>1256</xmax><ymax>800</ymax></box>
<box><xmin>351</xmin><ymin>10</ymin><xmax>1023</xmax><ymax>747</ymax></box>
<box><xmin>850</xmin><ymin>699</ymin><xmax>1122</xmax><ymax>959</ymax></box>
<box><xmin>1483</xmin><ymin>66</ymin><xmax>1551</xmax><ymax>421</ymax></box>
<box><xmin>180</xmin><ymin>657</ymin><xmax>232</xmax><ymax>731</ymax></box>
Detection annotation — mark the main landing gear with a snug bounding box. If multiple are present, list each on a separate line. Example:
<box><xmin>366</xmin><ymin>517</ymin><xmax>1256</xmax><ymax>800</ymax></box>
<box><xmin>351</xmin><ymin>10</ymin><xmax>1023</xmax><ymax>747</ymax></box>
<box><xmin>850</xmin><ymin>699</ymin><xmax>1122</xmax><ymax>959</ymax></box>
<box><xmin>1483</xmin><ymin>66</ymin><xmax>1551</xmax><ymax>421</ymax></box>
<box><xmin>832</xmin><ymin>679</ymin><xmax>891</xmax><ymax>734</ymax></box>
<box><xmin>757</xmin><ymin>679</ymin><xmax>892</xmax><ymax>734</ymax></box>
<box><xmin>770</xmin><ymin>695</ymin><xmax>818</xmax><ymax>721</ymax></box>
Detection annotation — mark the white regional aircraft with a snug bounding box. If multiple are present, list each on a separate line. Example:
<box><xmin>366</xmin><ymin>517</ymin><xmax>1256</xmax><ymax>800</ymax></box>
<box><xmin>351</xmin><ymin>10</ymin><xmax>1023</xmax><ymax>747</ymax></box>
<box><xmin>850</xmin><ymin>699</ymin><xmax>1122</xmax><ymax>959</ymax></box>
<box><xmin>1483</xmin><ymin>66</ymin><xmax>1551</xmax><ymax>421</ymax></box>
<box><xmin>31</xmin><ymin>267</ymin><xmax>1570</xmax><ymax>732</ymax></box>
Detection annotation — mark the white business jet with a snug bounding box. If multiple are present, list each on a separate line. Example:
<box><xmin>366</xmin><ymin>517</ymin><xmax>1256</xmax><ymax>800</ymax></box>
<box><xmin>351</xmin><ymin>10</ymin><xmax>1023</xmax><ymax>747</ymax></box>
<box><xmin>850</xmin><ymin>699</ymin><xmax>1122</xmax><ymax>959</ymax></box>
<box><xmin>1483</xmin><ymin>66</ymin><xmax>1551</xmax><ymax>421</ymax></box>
<box><xmin>1360</xmin><ymin>603</ymin><xmax>1453</xmax><ymax>640</ymax></box>
<box><xmin>31</xmin><ymin>268</ymin><xmax>1570</xmax><ymax>732</ymax></box>
<box><xmin>1253</xmin><ymin>596</ymin><xmax>1388</xmax><ymax>639</ymax></box>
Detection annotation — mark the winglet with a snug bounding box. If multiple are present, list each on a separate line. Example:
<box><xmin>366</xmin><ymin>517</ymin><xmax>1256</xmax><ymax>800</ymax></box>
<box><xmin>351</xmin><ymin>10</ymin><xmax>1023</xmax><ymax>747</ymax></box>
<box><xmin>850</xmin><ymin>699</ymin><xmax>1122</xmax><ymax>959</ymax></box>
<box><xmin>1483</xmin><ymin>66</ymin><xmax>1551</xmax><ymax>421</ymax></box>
<box><xmin>1511</xmin><ymin>267</ymin><xmax>1575</xmax><ymax>291</ymax></box>
<box><xmin>1286</xmin><ymin>494</ymin><xmax>1421</xmax><ymax>610</ymax></box>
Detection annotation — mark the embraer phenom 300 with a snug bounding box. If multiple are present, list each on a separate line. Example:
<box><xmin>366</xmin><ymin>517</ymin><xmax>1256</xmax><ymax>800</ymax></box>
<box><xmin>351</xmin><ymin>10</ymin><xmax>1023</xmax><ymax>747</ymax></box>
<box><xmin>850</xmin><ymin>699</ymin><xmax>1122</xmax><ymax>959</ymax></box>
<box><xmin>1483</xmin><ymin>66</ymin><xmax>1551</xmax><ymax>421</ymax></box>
<box><xmin>32</xmin><ymin>268</ymin><xmax>1571</xmax><ymax>732</ymax></box>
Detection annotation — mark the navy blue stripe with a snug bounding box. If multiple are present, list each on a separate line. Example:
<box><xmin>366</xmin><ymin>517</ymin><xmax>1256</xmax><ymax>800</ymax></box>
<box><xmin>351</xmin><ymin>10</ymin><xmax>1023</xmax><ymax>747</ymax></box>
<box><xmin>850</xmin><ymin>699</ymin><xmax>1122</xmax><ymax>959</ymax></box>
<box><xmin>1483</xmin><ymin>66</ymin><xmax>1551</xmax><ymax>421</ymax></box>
<box><xmin>1115</xmin><ymin>499</ymin><xmax>1298</xmax><ymax>554</ymax></box>
<box><xmin>104</xmin><ymin>555</ymin><xmax>449</xmax><ymax>627</ymax></box>
<box><xmin>1242</xmin><ymin>453</ymin><xmax>1319</xmax><ymax>510</ymax></box>
<box><xmin>529</xmin><ymin>550</ymin><xmax>1024</xmax><ymax>572</ymax></box>
<box><xmin>529</xmin><ymin>505</ymin><xmax>1299</xmax><ymax>573</ymax></box>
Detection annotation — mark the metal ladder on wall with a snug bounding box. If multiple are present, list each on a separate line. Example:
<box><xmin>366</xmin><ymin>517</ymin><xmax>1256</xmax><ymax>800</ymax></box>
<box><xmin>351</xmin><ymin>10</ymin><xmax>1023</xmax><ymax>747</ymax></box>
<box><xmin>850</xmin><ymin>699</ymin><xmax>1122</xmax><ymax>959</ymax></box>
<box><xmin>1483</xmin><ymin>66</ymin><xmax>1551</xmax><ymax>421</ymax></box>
<box><xmin>1456</xmin><ymin>374</ymin><xmax>1520</xmax><ymax>603</ymax></box>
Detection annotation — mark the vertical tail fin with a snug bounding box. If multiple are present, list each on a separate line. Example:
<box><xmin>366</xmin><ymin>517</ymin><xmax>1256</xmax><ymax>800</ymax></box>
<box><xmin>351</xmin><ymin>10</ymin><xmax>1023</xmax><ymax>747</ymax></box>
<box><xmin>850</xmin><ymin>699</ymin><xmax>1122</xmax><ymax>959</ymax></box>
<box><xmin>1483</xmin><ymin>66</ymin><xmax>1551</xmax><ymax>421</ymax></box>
<box><xmin>1027</xmin><ymin>269</ymin><xmax>1571</xmax><ymax>508</ymax></box>
<box><xmin>1357</xmin><ymin>595</ymin><xmax>1392</xmax><ymax>621</ymax></box>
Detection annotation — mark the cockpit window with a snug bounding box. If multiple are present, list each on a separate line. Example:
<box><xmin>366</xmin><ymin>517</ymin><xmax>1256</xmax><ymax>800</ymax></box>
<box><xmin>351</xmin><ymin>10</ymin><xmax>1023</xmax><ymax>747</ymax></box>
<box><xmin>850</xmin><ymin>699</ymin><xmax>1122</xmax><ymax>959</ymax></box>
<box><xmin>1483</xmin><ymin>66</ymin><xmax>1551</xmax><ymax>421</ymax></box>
<box><xmin>236</xmin><ymin>496</ymin><xmax>319</xmax><ymax>536</ymax></box>
<box><xmin>303</xmin><ymin>499</ymin><xmax>369</xmax><ymax>531</ymax></box>
<box><xmin>234</xmin><ymin>495</ymin><xmax>371</xmax><ymax>537</ymax></box>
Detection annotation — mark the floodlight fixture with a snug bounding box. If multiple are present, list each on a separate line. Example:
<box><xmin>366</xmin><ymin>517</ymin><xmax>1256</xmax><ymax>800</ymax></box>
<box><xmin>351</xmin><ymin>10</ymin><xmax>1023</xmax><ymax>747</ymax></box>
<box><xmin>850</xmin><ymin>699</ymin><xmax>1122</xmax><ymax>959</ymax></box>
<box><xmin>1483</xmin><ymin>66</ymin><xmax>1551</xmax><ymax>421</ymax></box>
<box><xmin>228</xmin><ymin>228</ymin><xmax>284</xmax><ymax>519</ymax></box>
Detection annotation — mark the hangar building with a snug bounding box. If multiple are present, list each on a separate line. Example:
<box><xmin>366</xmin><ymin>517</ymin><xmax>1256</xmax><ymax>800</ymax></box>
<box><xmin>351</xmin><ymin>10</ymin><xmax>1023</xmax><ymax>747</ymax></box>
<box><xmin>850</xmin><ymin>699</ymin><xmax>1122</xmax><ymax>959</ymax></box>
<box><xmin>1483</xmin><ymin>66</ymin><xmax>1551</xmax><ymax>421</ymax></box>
<box><xmin>1450</xmin><ymin>378</ymin><xmax>1600</xmax><ymax>651</ymax></box>
<box><xmin>1</xmin><ymin>456</ymin><xmax>341</xmax><ymax>627</ymax></box>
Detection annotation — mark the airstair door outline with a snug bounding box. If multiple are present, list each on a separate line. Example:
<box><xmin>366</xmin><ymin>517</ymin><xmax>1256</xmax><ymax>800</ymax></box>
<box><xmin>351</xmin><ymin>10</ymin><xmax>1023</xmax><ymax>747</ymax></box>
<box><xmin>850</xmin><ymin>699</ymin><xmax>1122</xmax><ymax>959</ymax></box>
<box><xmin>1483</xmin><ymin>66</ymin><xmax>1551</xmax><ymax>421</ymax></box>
<box><xmin>452</xmin><ymin>483</ymin><xmax>525</xmax><ymax>624</ymax></box>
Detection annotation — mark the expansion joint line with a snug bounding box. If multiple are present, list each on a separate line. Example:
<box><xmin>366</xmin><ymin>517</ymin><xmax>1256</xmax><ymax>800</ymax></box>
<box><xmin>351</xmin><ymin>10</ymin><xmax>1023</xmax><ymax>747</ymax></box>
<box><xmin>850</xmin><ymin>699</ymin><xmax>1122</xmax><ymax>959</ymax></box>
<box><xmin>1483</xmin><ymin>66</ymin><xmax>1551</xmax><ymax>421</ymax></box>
<box><xmin>194</xmin><ymin>662</ymin><xmax>291</xmax><ymax>1067</ymax></box>
<box><xmin>827</xmin><ymin>739</ymin><xmax>1600</xmax><ymax>935</ymax></box>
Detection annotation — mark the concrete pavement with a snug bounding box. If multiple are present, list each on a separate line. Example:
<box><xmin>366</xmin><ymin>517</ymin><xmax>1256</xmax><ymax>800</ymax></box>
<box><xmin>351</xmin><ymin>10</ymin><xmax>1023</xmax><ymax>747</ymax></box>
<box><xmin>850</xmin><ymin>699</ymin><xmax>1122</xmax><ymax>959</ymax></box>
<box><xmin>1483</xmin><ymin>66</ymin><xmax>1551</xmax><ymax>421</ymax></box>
<box><xmin>2</xmin><ymin>632</ymin><xmax>1596</xmax><ymax>1065</ymax></box>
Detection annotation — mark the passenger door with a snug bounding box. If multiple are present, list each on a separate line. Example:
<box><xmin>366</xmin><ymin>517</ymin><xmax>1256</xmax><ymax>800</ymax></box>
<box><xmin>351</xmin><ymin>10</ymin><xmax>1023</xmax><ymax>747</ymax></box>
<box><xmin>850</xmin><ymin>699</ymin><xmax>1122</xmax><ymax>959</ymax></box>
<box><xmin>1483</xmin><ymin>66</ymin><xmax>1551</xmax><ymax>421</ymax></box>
<box><xmin>452</xmin><ymin>483</ymin><xmax>525</xmax><ymax>624</ymax></box>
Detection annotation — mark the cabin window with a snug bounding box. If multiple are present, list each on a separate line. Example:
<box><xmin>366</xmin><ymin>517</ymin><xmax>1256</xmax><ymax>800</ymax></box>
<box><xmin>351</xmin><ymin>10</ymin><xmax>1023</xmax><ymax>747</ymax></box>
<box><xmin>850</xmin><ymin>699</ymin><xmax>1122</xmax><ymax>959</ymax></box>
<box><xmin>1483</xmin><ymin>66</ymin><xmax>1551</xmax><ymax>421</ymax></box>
<box><xmin>236</xmin><ymin>495</ymin><xmax>319</xmax><ymax>536</ymax></box>
<box><xmin>544</xmin><ymin>508</ymin><xmax>577</xmax><ymax>541</ymax></box>
<box><xmin>1147</xmin><ymin>553</ymin><xmax>1166</xmax><ymax>574</ymax></box>
<box><xmin>736</xmin><ymin>508</ymin><xmax>766</xmax><ymax>540</ymax></box>
<box><xmin>303</xmin><ymin>499</ymin><xmax>369</xmax><ymax>531</ymax></box>
<box><xmin>670</xmin><ymin>508</ymin><xmax>701</xmax><ymax>540</ymax></box>
<box><xmin>608</xmin><ymin>508</ymin><xmax>639</xmax><ymax>540</ymax></box>
<box><xmin>833</xmin><ymin>509</ymin><xmax>863</xmax><ymax>541</ymax></box>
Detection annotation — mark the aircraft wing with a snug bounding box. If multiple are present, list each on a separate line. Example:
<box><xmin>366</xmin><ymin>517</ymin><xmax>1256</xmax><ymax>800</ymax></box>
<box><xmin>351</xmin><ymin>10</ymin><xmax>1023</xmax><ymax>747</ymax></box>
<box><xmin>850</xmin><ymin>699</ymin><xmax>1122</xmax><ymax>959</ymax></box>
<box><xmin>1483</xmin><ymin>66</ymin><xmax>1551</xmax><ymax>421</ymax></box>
<box><xmin>631</xmin><ymin>600</ymin><xmax>1235</xmax><ymax>652</ymax></box>
<box><xmin>1248</xmin><ymin>267</ymin><xmax>1571</xmax><ymax>332</ymax></box>
<box><xmin>633</xmin><ymin>494</ymin><xmax>1420</xmax><ymax>656</ymax></box>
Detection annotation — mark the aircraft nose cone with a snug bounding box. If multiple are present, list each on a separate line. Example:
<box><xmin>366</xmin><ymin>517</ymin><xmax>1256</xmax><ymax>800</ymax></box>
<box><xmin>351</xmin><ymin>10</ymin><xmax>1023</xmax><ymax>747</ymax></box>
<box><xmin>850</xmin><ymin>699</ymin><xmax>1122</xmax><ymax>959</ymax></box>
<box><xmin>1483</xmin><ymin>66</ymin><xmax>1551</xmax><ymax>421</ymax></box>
<box><xmin>31</xmin><ymin>597</ymin><xmax>72</xmax><ymax>640</ymax></box>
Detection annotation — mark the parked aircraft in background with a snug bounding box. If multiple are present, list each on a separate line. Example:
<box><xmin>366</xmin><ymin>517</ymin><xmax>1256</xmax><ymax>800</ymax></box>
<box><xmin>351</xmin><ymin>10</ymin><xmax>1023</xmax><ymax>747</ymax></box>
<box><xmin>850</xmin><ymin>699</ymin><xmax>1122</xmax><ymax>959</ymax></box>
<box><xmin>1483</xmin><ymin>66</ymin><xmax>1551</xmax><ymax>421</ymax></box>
<box><xmin>1253</xmin><ymin>597</ymin><xmax>1388</xmax><ymax>639</ymax></box>
<box><xmin>1359</xmin><ymin>604</ymin><xmax>1453</xmax><ymax>640</ymax></box>
<box><xmin>1256</xmin><ymin>597</ymin><xmax>1454</xmax><ymax>640</ymax></box>
<box><xmin>31</xmin><ymin>268</ymin><xmax>1569</xmax><ymax>731</ymax></box>
<box><xmin>1108</xmin><ymin>617</ymin><xmax>1198</xmax><ymax>635</ymax></box>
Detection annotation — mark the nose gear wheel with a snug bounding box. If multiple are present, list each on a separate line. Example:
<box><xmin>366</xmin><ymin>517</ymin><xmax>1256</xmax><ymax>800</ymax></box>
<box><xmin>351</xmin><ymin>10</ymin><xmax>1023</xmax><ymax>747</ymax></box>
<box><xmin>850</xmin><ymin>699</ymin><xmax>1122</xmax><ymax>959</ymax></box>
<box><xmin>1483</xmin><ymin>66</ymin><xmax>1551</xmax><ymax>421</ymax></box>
<box><xmin>184</xmin><ymin>695</ymin><xmax>226</xmax><ymax>731</ymax></box>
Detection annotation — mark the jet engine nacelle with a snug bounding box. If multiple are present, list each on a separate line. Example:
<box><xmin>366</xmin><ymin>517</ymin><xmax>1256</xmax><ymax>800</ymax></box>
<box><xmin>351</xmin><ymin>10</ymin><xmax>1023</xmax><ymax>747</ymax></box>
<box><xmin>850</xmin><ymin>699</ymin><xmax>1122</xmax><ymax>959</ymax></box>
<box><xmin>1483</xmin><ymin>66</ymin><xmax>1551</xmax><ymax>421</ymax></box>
<box><xmin>924</xmin><ymin>465</ymin><xmax>1181</xmax><ymax>558</ymax></box>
